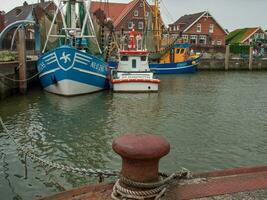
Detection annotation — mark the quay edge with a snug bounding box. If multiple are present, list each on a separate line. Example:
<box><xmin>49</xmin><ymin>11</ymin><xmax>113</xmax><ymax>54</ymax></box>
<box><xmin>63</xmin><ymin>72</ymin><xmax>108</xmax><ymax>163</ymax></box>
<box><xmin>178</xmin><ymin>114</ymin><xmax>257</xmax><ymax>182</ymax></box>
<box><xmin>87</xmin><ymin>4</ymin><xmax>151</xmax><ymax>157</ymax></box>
<box><xmin>36</xmin><ymin>133</ymin><xmax>267</xmax><ymax>200</ymax></box>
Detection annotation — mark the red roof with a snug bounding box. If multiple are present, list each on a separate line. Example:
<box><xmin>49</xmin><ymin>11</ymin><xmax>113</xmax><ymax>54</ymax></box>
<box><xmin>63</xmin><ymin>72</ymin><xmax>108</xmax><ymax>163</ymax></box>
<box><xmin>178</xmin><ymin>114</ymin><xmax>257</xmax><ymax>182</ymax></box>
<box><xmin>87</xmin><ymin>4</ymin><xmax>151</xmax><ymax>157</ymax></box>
<box><xmin>90</xmin><ymin>0</ymin><xmax>151</xmax><ymax>28</ymax></box>
<box><xmin>90</xmin><ymin>1</ymin><xmax>128</xmax><ymax>24</ymax></box>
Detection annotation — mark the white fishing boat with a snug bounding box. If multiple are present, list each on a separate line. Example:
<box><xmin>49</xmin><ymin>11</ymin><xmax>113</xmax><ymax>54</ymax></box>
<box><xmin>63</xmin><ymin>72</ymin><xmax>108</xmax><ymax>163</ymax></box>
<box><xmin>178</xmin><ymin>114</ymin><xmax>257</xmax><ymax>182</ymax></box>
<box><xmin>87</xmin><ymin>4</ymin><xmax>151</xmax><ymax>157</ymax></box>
<box><xmin>111</xmin><ymin>29</ymin><xmax>160</xmax><ymax>92</ymax></box>
<box><xmin>37</xmin><ymin>0</ymin><xmax>109</xmax><ymax>96</ymax></box>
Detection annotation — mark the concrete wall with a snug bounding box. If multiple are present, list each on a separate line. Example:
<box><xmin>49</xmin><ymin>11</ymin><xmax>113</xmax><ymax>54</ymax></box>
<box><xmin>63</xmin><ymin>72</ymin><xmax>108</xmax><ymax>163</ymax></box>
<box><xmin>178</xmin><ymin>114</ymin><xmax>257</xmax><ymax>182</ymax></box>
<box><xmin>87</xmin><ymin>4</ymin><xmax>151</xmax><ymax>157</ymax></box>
<box><xmin>0</xmin><ymin>60</ymin><xmax>39</xmax><ymax>99</ymax></box>
<box><xmin>199</xmin><ymin>58</ymin><xmax>267</xmax><ymax>71</ymax></box>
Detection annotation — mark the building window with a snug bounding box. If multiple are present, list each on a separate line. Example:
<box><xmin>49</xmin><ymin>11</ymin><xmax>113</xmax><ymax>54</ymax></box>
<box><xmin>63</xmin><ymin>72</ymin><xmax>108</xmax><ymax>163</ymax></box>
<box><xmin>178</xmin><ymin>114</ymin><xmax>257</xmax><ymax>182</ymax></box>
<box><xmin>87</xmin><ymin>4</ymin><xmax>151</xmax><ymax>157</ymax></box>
<box><xmin>197</xmin><ymin>23</ymin><xmax>201</xmax><ymax>33</ymax></box>
<box><xmin>138</xmin><ymin>21</ymin><xmax>144</xmax><ymax>30</ymax></box>
<box><xmin>217</xmin><ymin>40</ymin><xmax>222</xmax><ymax>46</ymax></box>
<box><xmin>211</xmin><ymin>40</ymin><xmax>215</xmax><ymax>45</ymax></box>
<box><xmin>182</xmin><ymin>35</ymin><xmax>188</xmax><ymax>40</ymax></box>
<box><xmin>173</xmin><ymin>26</ymin><xmax>176</xmax><ymax>31</ymax></box>
<box><xmin>140</xmin><ymin>3</ymin><xmax>143</xmax><ymax>7</ymax></box>
<box><xmin>177</xmin><ymin>25</ymin><xmax>179</xmax><ymax>31</ymax></box>
<box><xmin>199</xmin><ymin>35</ymin><xmax>206</xmax><ymax>45</ymax></box>
<box><xmin>146</xmin><ymin>11</ymin><xmax>149</xmax><ymax>17</ymax></box>
<box><xmin>209</xmin><ymin>24</ymin><xmax>214</xmax><ymax>33</ymax></box>
<box><xmin>128</xmin><ymin>21</ymin><xmax>134</xmax><ymax>29</ymax></box>
<box><xmin>190</xmin><ymin>35</ymin><xmax>197</xmax><ymax>44</ymax></box>
<box><xmin>134</xmin><ymin>10</ymin><xmax>139</xmax><ymax>17</ymax></box>
<box><xmin>169</xmin><ymin>26</ymin><xmax>172</xmax><ymax>31</ymax></box>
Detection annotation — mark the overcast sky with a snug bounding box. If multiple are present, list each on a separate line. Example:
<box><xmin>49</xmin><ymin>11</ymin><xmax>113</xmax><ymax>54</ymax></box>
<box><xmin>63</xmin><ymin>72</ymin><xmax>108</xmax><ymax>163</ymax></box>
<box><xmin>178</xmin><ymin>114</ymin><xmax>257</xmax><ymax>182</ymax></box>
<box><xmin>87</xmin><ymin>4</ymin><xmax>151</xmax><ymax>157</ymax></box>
<box><xmin>1</xmin><ymin>0</ymin><xmax>266</xmax><ymax>31</ymax></box>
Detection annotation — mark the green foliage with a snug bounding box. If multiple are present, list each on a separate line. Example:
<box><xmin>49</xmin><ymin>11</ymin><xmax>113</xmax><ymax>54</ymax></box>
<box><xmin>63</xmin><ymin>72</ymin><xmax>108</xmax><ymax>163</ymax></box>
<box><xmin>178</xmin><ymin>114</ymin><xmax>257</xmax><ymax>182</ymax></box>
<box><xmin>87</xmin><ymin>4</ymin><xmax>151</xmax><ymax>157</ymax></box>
<box><xmin>230</xmin><ymin>44</ymin><xmax>250</xmax><ymax>55</ymax></box>
<box><xmin>0</xmin><ymin>51</ymin><xmax>17</xmax><ymax>62</ymax></box>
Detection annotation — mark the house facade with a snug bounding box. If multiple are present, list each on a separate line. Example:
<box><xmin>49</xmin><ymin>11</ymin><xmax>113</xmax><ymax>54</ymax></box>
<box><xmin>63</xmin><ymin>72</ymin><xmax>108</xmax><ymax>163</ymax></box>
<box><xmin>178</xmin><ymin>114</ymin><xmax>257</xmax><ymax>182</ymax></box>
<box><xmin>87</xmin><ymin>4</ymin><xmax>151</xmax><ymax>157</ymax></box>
<box><xmin>0</xmin><ymin>11</ymin><xmax>4</xmax><ymax>32</ymax></box>
<box><xmin>169</xmin><ymin>11</ymin><xmax>227</xmax><ymax>46</ymax></box>
<box><xmin>226</xmin><ymin>27</ymin><xmax>265</xmax><ymax>45</ymax></box>
<box><xmin>90</xmin><ymin>0</ymin><xmax>156</xmax><ymax>36</ymax></box>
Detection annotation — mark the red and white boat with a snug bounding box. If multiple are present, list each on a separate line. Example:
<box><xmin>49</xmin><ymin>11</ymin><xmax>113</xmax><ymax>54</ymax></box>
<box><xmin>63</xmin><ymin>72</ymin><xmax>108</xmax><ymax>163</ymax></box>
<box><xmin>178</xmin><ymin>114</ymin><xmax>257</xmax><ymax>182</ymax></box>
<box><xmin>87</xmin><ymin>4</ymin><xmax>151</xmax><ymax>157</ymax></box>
<box><xmin>111</xmin><ymin>29</ymin><xmax>160</xmax><ymax>92</ymax></box>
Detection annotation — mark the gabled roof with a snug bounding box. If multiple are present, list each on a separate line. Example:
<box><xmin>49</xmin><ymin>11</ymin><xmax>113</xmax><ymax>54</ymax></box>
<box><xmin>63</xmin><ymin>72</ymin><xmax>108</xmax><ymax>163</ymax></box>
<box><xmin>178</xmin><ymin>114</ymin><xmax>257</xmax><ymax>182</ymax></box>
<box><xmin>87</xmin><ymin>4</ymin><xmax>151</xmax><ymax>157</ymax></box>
<box><xmin>90</xmin><ymin>0</ymin><xmax>153</xmax><ymax>28</ymax></box>
<box><xmin>5</xmin><ymin>1</ymin><xmax>53</xmax><ymax>26</ymax></box>
<box><xmin>171</xmin><ymin>11</ymin><xmax>205</xmax><ymax>32</ymax></box>
<box><xmin>170</xmin><ymin>11</ymin><xmax>228</xmax><ymax>35</ymax></box>
<box><xmin>90</xmin><ymin>1</ymin><xmax>127</xmax><ymax>23</ymax></box>
<box><xmin>226</xmin><ymin>27</ymin><xmax>262</xmax><ymax>44</ymax></box>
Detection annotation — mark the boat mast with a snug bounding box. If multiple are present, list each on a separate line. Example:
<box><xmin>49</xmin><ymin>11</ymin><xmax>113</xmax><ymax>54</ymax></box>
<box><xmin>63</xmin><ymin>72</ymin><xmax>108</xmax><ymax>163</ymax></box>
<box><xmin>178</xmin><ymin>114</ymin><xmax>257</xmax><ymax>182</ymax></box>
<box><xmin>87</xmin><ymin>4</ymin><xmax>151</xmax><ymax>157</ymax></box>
<box><xmin>153</xmin><ymin>0</ymin><xmax>161</xmax><ymax>51</ymax></box>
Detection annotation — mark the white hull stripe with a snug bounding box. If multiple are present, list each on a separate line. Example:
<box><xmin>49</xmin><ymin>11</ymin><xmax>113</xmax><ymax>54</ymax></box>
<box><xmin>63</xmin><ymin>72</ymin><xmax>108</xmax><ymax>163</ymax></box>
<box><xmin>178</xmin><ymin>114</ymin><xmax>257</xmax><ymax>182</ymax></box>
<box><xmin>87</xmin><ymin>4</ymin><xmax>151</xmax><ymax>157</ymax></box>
<box><xmin>150</xmin><ymin>64</ymin><xmax>197</xmax><ymax>71</ymax></box>
<box><xmin>76</xmin><ymin>56</ymin><xmax>91</xmax><ymax>63</ymax></box>
<box><xmin>76</xmin><ymin>60</ymin><xmax>88</xmax><ymax>66</ymax></box>
<box><xmin>73</xmin><ymin>67</ymin><xmax>106</xmax><ymax>78</ymax></box>
<box><xmin>46</xmin><ymin>59</ymin><xmax>57</xmax><ymax>65</ymax></box>
<box><xmin>39</xmin><ymin>68</ymin><xmax>61</xmax><ymax>78</ymax></box>
<box><xmin>43</xmin><ymin>53</ymin><xmax>56</xmax><ymax>60</ymax></box>
<box><xmin>76</xmin><ymin>53</ymin><xmax>93</xmax><ymax>60</ymax></box>
<box><xmin>45</xmin><ymin>55</ymin><xmax>56</xmax><ymax>62</ymax></box>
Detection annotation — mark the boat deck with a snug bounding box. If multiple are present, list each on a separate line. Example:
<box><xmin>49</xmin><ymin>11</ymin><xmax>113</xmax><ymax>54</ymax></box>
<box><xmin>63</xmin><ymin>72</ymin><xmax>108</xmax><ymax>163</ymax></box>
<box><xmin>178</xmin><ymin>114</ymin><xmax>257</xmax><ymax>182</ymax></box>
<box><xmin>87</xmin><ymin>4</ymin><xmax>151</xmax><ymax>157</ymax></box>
<box><xmin>37</xmin><ymin>166</ymin><xmax>267</xmax><ymax>200</ymax></box>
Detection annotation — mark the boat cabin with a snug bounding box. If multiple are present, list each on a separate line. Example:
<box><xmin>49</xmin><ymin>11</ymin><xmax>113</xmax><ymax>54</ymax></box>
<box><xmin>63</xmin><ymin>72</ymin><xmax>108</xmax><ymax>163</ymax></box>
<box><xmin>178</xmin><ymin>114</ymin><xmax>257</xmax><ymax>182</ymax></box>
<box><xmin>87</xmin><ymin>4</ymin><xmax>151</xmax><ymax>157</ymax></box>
<box><xmin>118</xmin><ymin>29</ymin><xmax>150</xmax><ymax>72</ymax></box>
<box><xmin>160</xmin><ymin>43</ymin><xmax>191</xmax><ymax>64</ymax></box>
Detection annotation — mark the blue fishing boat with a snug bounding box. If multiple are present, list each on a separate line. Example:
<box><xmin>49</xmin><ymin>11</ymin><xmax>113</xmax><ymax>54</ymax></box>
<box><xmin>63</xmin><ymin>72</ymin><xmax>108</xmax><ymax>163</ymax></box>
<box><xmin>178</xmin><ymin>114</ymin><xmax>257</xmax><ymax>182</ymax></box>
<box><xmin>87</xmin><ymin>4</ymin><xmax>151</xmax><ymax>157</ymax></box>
<box><xmin>149</xmin><ymin>43</ymin><xmax>202</xmax><ymax>74</ymax></box>
<box><xmin>37</xmin><ymin>0</ymin><xmax>108</xmax><ymax>96</ymax></box>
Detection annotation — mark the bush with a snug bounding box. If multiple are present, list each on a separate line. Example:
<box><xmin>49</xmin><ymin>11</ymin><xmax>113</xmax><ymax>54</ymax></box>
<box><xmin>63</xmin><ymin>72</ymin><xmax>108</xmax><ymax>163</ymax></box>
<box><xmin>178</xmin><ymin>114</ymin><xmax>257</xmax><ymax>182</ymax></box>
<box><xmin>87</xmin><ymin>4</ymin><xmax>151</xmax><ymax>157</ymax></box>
<box><xmin>0</xmin><ymin>51</ymin><xmax>17</xmax><ymax>62</ymax></box>
<box><xmin>230</xmin><ymin>44</ymin><xmax>250</xmax><ymax>55</ymax></box>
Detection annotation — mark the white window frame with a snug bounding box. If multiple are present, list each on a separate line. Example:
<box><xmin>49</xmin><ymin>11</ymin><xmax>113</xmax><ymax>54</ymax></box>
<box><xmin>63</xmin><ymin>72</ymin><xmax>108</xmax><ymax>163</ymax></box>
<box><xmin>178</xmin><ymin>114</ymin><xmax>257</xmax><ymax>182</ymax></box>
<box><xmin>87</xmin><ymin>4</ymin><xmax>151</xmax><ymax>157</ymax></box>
<box><xmin>199</xmin><ymin>35</ymin><xmax>206</xmax><ymax>45</ymax></box>
<box><xmin>209</xmin><ymin>24</ymin><xmax>214</xmax><ymax>33</ymax></box>
<box><xmin>134</xmin><ymin>10</ymin><xmax>139</xmax><ymax>17</ymax></box>
<box><xmin>128</xmin><ymin>21</ymin><xmax>134</xmax><ymax>29</ymax></box>
<box><xmin>138</xmin><ymin>21</ymin><xmax>144</xmax><ymax>30</ymax></box>
<box><xmin>197</xmin><ymin>23</ymin><xmax>201</xmax><ymax>33</ymax></box>
<box><xmin>217</xmin><ymin>40</ymin><xmax>222</xmax><ymax>46</ymax></box>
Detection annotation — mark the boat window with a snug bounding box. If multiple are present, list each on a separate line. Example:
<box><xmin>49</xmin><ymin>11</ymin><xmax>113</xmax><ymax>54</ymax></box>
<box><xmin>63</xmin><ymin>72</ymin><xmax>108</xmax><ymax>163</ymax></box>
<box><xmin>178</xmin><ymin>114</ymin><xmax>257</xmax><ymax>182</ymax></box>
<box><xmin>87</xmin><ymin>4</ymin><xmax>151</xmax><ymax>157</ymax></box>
<box><xmin>180</xmin><ymin>49</ymin><xmax>185</xmax><ymax>54</ymax></box>
<box><xmin>141</xmin><ymin>56</ymin><xmax>147</xmax><ymax>61</ymax></box>
<box><xmin>132</xmin><ymin>59</ymin><xmax>137</xmax><ymax>68</ymax></box>
<box><xmin>176</xmin><ymin>49</ymin><xmax>180</xmax><ymax>54</ymax></box>
<box><xmin>121</xmin><ymin>56</ymin><xmax>128</xmax><ymax>61</ymax></box>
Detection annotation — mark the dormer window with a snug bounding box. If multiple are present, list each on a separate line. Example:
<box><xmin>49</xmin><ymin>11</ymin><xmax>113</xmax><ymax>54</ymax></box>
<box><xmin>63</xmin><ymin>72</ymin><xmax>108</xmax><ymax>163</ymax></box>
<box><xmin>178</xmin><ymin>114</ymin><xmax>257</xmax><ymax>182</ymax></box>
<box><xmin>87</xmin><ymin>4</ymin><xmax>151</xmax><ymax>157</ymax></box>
<box><xmin>134</xmin><ymin>10</ymin><xmax>139</xmax><ymax>17</ymax></box>
<box><xmin>197</xmin><ymin>23</ymin><xmax>201</xmax><ymax>33</ymax></box>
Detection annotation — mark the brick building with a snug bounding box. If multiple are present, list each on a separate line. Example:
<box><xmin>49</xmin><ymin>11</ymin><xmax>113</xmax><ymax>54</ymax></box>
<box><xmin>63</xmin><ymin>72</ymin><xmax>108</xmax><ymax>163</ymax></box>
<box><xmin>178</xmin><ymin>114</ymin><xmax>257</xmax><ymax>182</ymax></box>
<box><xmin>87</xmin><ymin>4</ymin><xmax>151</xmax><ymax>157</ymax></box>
<box><xmin>90</xmin><ymin>0</ymin><xmax>156</xmax><ymax>35</ymax></box>
<box><xmin>0</xmin><ymin>11</ymin><xmax>4</xmax><ymax>32</ymax></box>
<box><xmin>169</xmin><ymin>11</ymin><xmax>228</xmax><ymax>46</ymax></box>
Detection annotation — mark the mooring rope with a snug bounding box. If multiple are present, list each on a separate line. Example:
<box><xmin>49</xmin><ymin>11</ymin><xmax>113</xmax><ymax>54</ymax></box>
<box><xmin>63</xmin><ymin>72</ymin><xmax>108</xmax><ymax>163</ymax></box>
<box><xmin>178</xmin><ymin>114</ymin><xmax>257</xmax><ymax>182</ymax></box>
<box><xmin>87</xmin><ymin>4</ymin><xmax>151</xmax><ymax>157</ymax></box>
<box><xmin>0</xmin><ymin>116</ymin><xmax>192</xmax><ymax>198</ymax></box>
<box><xmin>112</xmin><ymin>169</ymin><xmax>192</xmax><ymax>200</ymax></box>
<box><xmin>0</xmin><ymin>117</ymin><xmax>119</xmax><ymax>179</ymax></box>
<box><xmin>0</xmin><ymin>64</ymin><xmax>43</xmax><ymax>82</ymax></box>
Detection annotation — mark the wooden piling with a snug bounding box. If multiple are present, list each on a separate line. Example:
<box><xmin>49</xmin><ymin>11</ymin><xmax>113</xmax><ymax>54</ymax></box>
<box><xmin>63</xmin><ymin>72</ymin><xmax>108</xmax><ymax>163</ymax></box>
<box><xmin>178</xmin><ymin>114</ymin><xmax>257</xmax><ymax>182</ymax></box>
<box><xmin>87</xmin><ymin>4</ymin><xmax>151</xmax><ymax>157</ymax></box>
<box><xmin>225</xmin><ymin>45</ymin><xmax>230</xmax><ymax>71</ymax></box>
<box><xmin>18</xmin><ymin>28</ymin><xmax>27</xmax><ymax>94</ymax></box>
<box><xmin>249</xmin><ymin>46</ymin><xmax>253</xmax><ymax>71</ymax></box>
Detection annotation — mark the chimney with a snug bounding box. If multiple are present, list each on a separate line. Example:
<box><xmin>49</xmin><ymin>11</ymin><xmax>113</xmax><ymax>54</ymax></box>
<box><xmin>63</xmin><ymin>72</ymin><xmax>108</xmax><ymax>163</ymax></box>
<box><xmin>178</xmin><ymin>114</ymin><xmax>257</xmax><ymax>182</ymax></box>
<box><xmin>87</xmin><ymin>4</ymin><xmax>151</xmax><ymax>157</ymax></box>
<box><xmin>41</xmin><ymin>0</ymin><xmax>45</xmax><ymax>3</ymax></box>
<box><xmin>23</xmin><ymin>1</ymin><xmax>28</xmax><ymax>6</ymax></box>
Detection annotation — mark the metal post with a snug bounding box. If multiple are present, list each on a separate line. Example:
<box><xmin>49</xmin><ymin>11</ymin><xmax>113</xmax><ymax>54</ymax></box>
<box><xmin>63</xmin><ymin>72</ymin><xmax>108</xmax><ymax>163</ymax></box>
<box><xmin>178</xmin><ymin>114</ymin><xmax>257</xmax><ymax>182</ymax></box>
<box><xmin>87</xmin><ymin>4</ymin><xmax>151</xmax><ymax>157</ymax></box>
<box><xmin>113</xmin><ymin>133</ymin><xmax>170</xmax><ymax>182</ymax></box>
<box><xmin>249</xmin><ymin>46</ymin><xmax>253</xmax><ymax>71</ymax></box>
<box><xmin>18</xmin><ymin>27</ymin><xmax>27</xmax><ymax>94</ymax></box>
<box><xmin>225</xmin><ymin>45</ymin><xmax>230</xmax><ymax>71</ymax></box>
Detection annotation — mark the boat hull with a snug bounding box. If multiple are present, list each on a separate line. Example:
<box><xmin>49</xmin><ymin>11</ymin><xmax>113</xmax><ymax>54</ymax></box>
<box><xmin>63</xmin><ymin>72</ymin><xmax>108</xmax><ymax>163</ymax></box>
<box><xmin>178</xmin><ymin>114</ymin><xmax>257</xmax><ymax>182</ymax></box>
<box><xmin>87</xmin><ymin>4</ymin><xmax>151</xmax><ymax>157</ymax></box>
<box><xmin>112</xmin><ymin>80</ymin><xmax>159</xmax><ymax>92</ymax></box>
<box><xmin>37</xmin><ymin>46</ymin><xmax>109</xmax><ymax>96</ymax></box>
<box><xmin>149</xmin><ymin>56</ymin><xmax>201</xmax><ymax>74</ymax></box>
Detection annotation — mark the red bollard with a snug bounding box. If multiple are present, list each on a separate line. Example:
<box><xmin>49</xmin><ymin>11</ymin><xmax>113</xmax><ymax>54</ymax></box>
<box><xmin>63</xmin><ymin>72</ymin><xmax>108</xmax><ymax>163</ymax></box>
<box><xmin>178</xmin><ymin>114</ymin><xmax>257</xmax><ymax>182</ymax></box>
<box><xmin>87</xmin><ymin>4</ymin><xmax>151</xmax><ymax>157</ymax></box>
<box><xmin>112</xmin><ymin>133</ymin><xmax>170</xmax><ymax>183</ymax></box>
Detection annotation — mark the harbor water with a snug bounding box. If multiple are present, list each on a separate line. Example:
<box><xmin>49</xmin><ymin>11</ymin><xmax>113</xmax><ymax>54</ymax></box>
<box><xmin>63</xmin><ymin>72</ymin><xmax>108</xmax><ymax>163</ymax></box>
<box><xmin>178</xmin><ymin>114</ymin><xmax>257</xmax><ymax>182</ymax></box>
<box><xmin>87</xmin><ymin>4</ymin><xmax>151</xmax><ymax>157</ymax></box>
<box><xmin>0</xmin><ymin>71</ymin><xmax>267</xmax><ymax>200</ymax></box>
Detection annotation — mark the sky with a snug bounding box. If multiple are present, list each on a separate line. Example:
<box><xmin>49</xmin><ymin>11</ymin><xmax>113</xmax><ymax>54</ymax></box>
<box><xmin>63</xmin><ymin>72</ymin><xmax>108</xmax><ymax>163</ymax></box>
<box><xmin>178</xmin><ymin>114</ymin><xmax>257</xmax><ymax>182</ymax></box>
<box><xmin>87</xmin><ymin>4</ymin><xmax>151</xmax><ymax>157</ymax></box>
<box><xmin>1</xmin><ymin>0</ymin><xmax>267</xmax><ymax>31</ymax></box>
